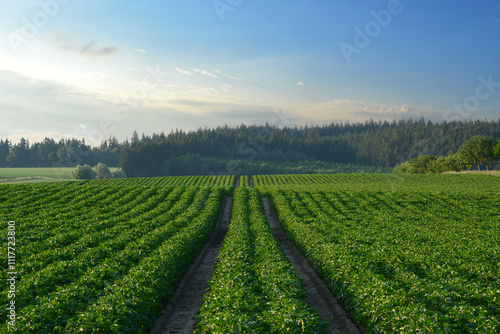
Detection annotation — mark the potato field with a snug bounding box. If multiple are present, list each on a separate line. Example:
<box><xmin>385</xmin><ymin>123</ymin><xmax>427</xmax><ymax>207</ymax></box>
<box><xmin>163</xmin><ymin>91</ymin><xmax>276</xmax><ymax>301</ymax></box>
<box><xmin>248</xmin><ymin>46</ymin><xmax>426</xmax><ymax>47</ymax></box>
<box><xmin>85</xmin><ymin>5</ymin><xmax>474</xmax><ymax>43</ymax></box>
<box><xmin>1</xmin><ymin>174</ymin><xmax>499</xmax><ymax>333</ymax></box>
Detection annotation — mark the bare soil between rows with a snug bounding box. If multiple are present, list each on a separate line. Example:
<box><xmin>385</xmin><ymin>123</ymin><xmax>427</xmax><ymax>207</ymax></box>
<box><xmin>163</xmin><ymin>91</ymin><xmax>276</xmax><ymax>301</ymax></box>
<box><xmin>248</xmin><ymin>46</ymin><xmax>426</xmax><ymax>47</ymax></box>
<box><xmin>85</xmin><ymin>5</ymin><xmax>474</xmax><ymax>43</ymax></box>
<box><xmin>262</xmin><ymin>197</ymin><xmax>364</xmax><ymax>334</ymax></box>
<box><xmin>150</xmin><ymin>195</ymin><xmax>233</xmax><ymax>334</ymax></box>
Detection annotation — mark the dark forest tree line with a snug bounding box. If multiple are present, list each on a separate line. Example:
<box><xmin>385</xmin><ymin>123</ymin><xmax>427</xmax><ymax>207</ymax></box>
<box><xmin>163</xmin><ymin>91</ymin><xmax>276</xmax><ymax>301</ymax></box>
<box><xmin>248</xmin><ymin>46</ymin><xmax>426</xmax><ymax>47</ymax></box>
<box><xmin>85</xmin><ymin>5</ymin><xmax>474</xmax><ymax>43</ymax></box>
<box><xmin>1</xmin><ymin>118</ymin><xmax>500</xmax><ymax>176</ymax></box>
<box><xmin>0</xmin><ymin>137</ymin><xmax>124</xmax><ymax>168</ymax></box>
<box><xmin>118</xmin><ymin>118</ymin><xmax>500</xmax><ymax>177</ymax></box>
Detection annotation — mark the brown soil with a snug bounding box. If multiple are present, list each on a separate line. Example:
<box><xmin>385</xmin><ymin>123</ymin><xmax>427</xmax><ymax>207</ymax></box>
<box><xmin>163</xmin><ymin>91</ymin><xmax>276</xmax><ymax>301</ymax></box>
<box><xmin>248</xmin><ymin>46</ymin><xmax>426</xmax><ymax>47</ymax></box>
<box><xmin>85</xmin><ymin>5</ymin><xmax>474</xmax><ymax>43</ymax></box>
<box><xmin>262</xmin><ymin>197</ymin><xmax>365</xmax><ymax>334</ymax></box>
<box><xmin>149</xmin><ymin>196</ymin><xmax>233</xmax><ymax>334</ymax></box>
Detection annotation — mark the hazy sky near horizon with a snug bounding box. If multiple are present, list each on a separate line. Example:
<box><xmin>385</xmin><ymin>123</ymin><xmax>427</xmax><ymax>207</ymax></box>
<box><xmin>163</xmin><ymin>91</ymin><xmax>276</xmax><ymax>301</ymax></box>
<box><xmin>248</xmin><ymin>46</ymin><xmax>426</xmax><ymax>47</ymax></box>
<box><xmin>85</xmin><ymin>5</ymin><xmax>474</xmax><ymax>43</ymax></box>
<box><xmin>1</xmin><ymin>0</ymin><xmax>499</xmax><ymax>144</ymax></box>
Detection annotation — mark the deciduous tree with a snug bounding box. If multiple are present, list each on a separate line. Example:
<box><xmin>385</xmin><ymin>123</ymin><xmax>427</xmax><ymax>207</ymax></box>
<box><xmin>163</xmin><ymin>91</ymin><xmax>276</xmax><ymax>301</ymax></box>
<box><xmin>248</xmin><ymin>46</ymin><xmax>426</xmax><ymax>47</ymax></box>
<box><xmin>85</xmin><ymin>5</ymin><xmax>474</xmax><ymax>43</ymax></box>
<box><xmin>458</xmin><ymin>136</ymin><xmax>497</xmax><ymax>170</ymax></box>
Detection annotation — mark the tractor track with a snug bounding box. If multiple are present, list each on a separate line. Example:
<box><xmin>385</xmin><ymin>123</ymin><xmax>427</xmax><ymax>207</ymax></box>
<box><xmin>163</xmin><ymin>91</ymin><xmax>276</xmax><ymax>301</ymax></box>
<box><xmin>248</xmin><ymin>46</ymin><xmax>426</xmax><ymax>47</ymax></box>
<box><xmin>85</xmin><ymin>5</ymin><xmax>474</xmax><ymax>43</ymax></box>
<box><xmin>150</xmin><ymin>195</ymin><xmax>233</xmax><ymax>334</ymax></box>
<box><xmin>261</xmin><ymin>196</ymin><xmax>365</xmax><ymax>334</ymax></box>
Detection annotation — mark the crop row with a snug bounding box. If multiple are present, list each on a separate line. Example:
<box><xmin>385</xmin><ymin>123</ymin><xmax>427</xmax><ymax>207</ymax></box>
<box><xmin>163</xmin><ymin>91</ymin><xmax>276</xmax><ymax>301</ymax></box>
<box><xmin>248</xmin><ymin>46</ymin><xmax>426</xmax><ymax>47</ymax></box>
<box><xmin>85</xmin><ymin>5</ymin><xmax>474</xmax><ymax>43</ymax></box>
<box><xmin>1</xmin><ymin>185</ymin><xmax>179</xmax><ymax>275</ymax></box>
<box><xmin>266</xmin><ymin>187</ymin><xmax>500</xmax><ymax>333</ymax></box>
<box><xmin>239</xmin><ymin>174</ymin><xmax>250</xmax><ymax>188</ymax></box>
<box><xmin>254</xmin><ymin>173</ymin><xmax>391</xmax><ymax>186</ymax></box>
<box><xmin>196</xmin><ymin>186</ymin><xmax>329</xmax><ymax>333</ymax></box>
<box><xmin>94</xmin><ymin>175</ymin><xmax>235</xmax><ymax>187</ymax></box>
<box><xmin>0</xmin><ymin>182</ymin><xmax>230</xmax><ymax>333</ymax></box>
<box><xmin>254</xmin><ymin>173</ymin><xmax>500</xmax><ymax>193</ymax></box>
<box><xmin>0</xmin><ymin>186</ymin><xmax>193</xmax><ymax>303</ymax></box>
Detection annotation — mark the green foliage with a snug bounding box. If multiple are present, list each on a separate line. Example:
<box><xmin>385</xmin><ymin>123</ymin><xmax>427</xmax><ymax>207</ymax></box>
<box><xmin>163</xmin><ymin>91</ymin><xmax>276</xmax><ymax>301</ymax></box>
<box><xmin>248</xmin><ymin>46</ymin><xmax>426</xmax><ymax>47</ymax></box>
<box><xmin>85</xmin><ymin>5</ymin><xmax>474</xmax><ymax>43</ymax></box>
<box><xmin>4</xmin><ymin>119</ymin><xmax>500</xmax><ymax>170</ymax></box>
<box><xmin>0</xmin><ymin>177</ymin><xmax>232</xmax><ymax>333</ymax></box>
<box><xmin>458</xmin><ymin>135</ymin><xmax>498</xmax><ymax>170</ymax></box>
<box><xmin>196</xmin><ymin>187</ymin><xmax>329</xmax><ymax>333</ymax></box>
<box><xmin>395</xmin><ymin>135</ymin><xmax>500</xmax><ymax>174</ymax></box>
<box><xmin>160</xmin><ymin>154</ymin><xmax>390</xmax><ymax>177</ymax></box>
<box><xmin>393</xmin><ymin>154</ymin><xmax>467</xmax><ymax>174</ymax></box>
<box><xmin>393</xmin><ymin>155</ymin><xmax>437</xmax><ymax>174</ymax></box>
<box><xmin>258</xmin><ymin>174</ymin><xmax>500</xmax><ymax>333</ymax></box>
<box><xmin>111</xmin><ymin>168</ymin><xmax>126</xmax><ymax>178</ymax></box>
<box><xmin>494</xmin><ymin>139</ymin><xmax>500</xmax><ymax>157</ymax></box>
<box><xmin>440</xmin><ymin>152</ymin><xmax>468</xmax><ymax>172</ymax></box>
<box><xmin>2</xmin><ymin>174</ymin><xmax>499</xmax><ymax>333</ymax></box>
<box><xmin>239</xmin><ymin>175</ymin><xmax>250</xmax><ymax>187</ymax></box>
<box><xmin>71</xmin><ymin>164</ymin><xmax>96</xmax><ymax>180</ymax></box>
<box><xmin>94</xmin><ymin>162</ymin><xmax>112</xmax><ymax>179</ymax></box>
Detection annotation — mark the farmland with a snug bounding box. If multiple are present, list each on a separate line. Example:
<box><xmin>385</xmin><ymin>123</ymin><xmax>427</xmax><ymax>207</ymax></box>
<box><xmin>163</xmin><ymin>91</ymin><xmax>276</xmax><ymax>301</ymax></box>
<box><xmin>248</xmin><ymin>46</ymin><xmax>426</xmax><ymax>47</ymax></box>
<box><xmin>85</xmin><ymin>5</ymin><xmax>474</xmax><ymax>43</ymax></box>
<box><xmin>256</xmin><ymin>174</ymin><xmax>500</xmax><ymax>333</ymax></box>
<box><xmin>1</xmin><ymin>173</ymin><xmax>499</xmax><ymax>333</ymax></box>
<box><xmin>0</xmin><ymin>176</ymin><xmax>233</xmax><ymax>333</ymax></box>
<box><xmin>196</xmin><ymin>181</ymin><xmax>330</xmax><ymax>333</ymax></box>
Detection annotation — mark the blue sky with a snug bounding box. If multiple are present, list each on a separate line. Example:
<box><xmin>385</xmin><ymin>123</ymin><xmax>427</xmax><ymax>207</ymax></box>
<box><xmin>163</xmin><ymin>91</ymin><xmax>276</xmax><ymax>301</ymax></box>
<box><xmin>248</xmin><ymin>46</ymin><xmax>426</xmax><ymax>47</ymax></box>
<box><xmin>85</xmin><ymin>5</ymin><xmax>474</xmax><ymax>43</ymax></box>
<box><xmin>1</xmin><ymin>0</ymin><xmax>499</xmax><ymax>144</ymax></box>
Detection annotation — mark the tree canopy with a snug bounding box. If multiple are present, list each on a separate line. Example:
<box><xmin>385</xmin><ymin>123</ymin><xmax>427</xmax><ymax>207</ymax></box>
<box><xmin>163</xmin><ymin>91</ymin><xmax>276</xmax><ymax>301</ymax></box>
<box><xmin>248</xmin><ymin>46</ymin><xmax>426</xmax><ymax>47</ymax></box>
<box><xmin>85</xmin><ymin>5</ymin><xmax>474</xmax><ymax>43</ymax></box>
<box><xmin>394</xmin><ymin>135</ymin><xmax>500</xmax><ymax>174</ymax></box>
<box><xmin>458</xmin><ymin>136</ymin><xmax>498</xmax><ymax>171</ymax></box>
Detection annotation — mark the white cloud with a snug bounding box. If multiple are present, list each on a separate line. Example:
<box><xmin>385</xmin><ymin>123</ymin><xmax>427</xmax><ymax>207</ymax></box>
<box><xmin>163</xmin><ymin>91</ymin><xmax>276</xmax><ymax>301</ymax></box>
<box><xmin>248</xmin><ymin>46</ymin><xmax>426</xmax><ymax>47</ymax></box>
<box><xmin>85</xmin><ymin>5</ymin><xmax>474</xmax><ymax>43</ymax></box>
<box><xmin>175</xmin><ymin>67</ymin><xmax>192</xmax><ymax>75</ymax></box>
<box><xmin>137</xmin><ymin>49</ymin><xmax>147</xmax><ymax>53</ymax></box>
<box><xmin>297</xmin><ymin>81</ymin><xmax>304</xmax><ymax>86</ymax></box>
<box><xmin>224</xmin><ymin>73</ymin><xmax>240</xmax><ymax>81</ymax></box>
<box><xmin>193</xmin><ymin>68</ymin><xmax>218</xmax><ymax>78</ymax></box>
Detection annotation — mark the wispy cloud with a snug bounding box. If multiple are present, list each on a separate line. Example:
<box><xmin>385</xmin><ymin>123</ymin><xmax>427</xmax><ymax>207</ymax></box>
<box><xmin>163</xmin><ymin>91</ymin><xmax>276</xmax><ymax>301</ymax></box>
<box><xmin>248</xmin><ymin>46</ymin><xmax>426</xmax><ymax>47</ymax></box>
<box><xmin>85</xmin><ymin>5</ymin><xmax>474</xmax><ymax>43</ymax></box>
<box><xmin>175</xmin><ymin>67</ymin><xmax>192</xmax><ymax>75</ymax></box>
<box><xmin>297</xmin><ymin>81</ymin><xmax>304</xmax><ymax>86</ymax></box>
<box><xmin>193</xmin><ymin>68</ymin><xmax>218</xmax><ymax>78</ymax></box>
<box><xmin>137</xmin><ymin>49</ymin><xmax>147</xmax><ymax>53</ymax></box>
<box><xmin>220</xmin><ymin>83</ymin><xmax>231</xmax><ymax>92</ymax></box>
<box><xmin>214</xmin><ymin>68</ymin><xmax>240</xmax><ymax>81</ymax></box>
<box><xmin>224</xmin><ymin>73</ymin><xmax>240</xmax><ymax>81</ymax></box>
<box><xmin>79</xmin><ymin>41</ymin><xmax>120</xmax><ymax>58</ymax></box>
<box><xmin>50</xmin><ymin>35</ymin><xmax>120</xmax><ymax>58</ymax></box>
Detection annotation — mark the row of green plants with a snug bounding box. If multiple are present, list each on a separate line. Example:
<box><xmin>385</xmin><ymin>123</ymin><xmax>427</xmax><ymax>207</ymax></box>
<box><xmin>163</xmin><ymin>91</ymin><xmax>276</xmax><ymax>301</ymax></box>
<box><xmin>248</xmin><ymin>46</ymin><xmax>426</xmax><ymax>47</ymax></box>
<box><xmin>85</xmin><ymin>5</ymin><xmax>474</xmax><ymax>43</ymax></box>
<box><xmin>92</xmin><ymin>174</ymin><xmax>236</xmax><ymax>187</ymax></box>
<box><xmin>0</xmin><ymin>179</ymin><xmax>231</xmax><ymax>333</ymax></box>
<box><xmin>196</xmin><ymin>184</ymin><xmax>330</xmax><ymax>333</ymax></box>
<box><xmin>254</xmin><ymin>173</ymin><xmax>500</xmax><ymax>193</ymax></box>
<box><xmin>264</xmin><ymin>185</ymin><xmax>500</xmax><ymax>333</ymax></box>
<box><xmin>253</xmin><ymin>173</ymin><xmax>393</xmax><ymax>187</ymax></box>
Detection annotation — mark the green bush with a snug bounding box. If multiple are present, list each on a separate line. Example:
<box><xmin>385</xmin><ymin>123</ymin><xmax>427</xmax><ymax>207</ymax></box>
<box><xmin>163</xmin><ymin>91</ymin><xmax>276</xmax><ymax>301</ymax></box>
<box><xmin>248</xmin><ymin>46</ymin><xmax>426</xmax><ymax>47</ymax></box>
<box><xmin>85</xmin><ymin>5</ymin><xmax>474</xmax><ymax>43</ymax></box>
<box><xmin>394</xmin><ymin>155</ymin><xmax>438</xmax><ymax>174</ymax></box>
<box><xmin>112</xmin><ymin>169</ymin><xmax>126</xmax><ymax>178</ymax></box>
<box><xmin>94</xmin><ymin>162</ymin><xmax>112</xmax><ymax>179</ymax></box>
<box><xmin>71</xmin><ymin>164</ymin><xmax>96</xmax><ymax>180</ymax></box>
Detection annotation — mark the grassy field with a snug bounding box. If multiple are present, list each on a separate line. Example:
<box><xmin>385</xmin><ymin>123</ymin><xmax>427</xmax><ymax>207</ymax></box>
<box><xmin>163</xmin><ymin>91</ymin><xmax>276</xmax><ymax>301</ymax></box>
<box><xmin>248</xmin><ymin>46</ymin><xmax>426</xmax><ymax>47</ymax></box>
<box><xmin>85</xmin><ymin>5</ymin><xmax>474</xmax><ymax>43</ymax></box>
<box><xmin>0</xmin><ymin>167</ymin><xmax>118</xmax><ymax>184</ymax></box>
